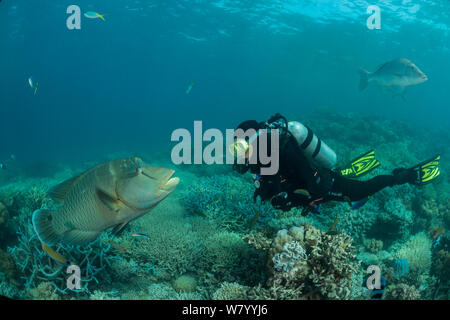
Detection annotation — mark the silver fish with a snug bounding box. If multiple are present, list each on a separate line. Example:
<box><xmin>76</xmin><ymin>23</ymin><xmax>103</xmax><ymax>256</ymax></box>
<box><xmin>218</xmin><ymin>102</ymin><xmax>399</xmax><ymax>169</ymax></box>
<box><xmin>359</xmin><ymin>58</ymin><xmax>428</xmax><ymax>95</ymax></box>
<box><xmin>32</xmin><ymin>157</ymin><xmax>179</xmax><ymax>246</ymax></box>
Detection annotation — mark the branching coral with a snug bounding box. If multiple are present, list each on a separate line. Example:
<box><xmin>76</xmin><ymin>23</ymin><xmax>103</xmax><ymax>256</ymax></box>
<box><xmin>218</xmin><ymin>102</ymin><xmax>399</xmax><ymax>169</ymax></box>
<box><xmin>7</xmin><ymin>217</ymin><xmax>123</xmax><ymax>298</ymax></box>
<box><xmin>181</xmin><ymin>175</ymin><xmax>275</xmax><ymax>232</ymax></box>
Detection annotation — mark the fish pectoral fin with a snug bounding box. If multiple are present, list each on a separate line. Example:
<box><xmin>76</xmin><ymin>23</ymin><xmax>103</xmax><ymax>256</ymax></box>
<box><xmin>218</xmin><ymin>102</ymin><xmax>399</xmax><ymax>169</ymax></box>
<box><xmin>111</xmin><ymin>221</ymin><xmax>129</xmax><ymax>236</ymax></box>
<box><xmin>96</xmin><ymin>188</ymin><xmax>122</xmax><ymax>212</ymax></box>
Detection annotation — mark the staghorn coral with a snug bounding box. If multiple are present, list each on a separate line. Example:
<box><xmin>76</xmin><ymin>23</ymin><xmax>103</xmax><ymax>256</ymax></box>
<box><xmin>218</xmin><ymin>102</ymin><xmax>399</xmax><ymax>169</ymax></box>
<box><xmin>181</xmin><ymin>174</ymin><xmax>275</xmax><ymax>232</ymax></box>
<box><xmin>8</xmin><ymin>216</ymin><xmax>122</xmax><ymax>297</ymax></box>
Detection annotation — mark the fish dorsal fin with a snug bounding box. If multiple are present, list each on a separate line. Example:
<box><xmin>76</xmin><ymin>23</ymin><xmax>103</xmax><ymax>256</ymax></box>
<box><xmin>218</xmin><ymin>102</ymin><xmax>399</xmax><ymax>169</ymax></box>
<box><xmin>48</xmin><ymin>173</ymin><xmax>86</xmax><ymax>203</ymax></box>
<box><xmin>96</xmin><ymin>188</ymin><xmax>122</xmax><ymax>212</ymax></box>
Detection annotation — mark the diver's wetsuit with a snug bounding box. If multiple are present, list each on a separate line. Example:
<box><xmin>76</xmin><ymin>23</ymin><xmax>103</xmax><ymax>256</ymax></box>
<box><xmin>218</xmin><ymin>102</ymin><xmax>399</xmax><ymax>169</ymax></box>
<box><xmin>251</xmin><ymin>128</ymin><xmax>408</xmax><ymax>213</ymax></box>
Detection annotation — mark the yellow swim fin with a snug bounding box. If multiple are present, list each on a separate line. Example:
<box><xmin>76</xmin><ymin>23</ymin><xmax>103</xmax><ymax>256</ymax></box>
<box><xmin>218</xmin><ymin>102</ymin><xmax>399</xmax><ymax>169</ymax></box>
<box><xmin>339</xmin><ymin>150</ymin><xmax>380</xmax><ymax>178</ymax></box>
<box><xmin>410</xmin><ymin>155</ymin><xmax>440</xmax><ymax>185</ymax></box>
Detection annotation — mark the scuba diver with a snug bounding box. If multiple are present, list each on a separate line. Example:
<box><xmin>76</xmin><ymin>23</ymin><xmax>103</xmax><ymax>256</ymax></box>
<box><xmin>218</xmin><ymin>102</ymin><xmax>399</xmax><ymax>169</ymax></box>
<box><xmin>231</xmin><ymin>113</ymin><xmax>441</xmax><ymax>216</ymax></box>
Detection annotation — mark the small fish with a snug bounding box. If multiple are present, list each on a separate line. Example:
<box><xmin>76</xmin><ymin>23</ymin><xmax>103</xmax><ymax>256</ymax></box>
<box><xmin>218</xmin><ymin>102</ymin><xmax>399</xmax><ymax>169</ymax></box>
<box><xmin>84</xmin><ymin>11</ymin><xmax>106</xmax><ymax>21</ymax></box>
<box><xmin>105</xmin><ymin>239</ymin><xmax>127</xmax><ymax>253</ymax></box>
<box><xmin>433</xmin><ymin>226</ymin><xmax>444</xmax><ymax>239</ymax></box>
<box><xmin>0</xmin><ymin>163</ymin><xmax>6</xmax><ymax>170</ymax></box>
<box><xmin>351</xmin><ymin>196</ymin><xmax>370</xmax><ymax>210</ymax></box>
<box><xmin>10</xmin><ymin>154</ymin><xmax>16</xmax><ymax>160</ymax></box>
<box><xmin>247</xmin><ymin>210</ymin><xmax>260</xmax><ymax>231</ymax></box>
<box><xmin>433</xmin><ymin>235</ymin><xmax>441</xmax><ymax>249</ymax></box>
<box><xmin>28</xmin><ymin>76</ymin><xmax>38</xmax><ymax>95</ymax></box>
<box><xmin>131</xmin><ymin>232</ymin><xmax>149</xmax><ymax>239</ymax></box>
<box><xmin>326</xmin><ymin>212</ymin><xmax>339</xmax><ymax>234</ymax></box>
<box><xmin>419</xmin><ymin>282</ymin><xmax>427</xmax><ymax>291</ymax></box>
<box><xmin>359</xmin><ymin>58</ymin><xmax>427</xmax><ymax>97</ymax></box>
<box><xmin>185</xmin><ymin>82</ymin><xmax>195</xmax><ymax>94</ymax></box>
<box><xmin>41</xmin><ymin>243</ymin><xmax>71</xmax><ymax>266</ymax></box>
<box><xmin>32</xmin><ymin>157</ymin><xmax>179</xmax><ymax>246</ymax></box>
<box><xmin>293</xmin><ymin>189</ymin><xmax>311</xmax><ymax>197</ymax></box>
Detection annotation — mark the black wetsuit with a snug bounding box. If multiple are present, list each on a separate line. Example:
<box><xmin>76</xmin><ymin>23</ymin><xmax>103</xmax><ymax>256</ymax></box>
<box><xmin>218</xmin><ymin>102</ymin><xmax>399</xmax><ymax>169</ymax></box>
<box><xmin>251</xmin><ymin>130</ymin><xmax>403</xmax><ymax>214</ymax></box>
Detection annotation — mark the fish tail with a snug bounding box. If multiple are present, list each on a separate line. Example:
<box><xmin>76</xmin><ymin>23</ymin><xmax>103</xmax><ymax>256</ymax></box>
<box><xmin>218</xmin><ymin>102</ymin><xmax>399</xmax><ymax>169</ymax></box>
<box><xmin>97</xmin><ymin>13</ymin><xmax>106</xmax><ymax>21</ymax></box>
<box><xmin>358</xmin><ymin>68</ymin><xmax>370</xmax><ymax>91</ymax></box>
<box><xmin>32</xmin><ymin>209</ymin><xmax>60</xmax><ymax>246</ymax></box>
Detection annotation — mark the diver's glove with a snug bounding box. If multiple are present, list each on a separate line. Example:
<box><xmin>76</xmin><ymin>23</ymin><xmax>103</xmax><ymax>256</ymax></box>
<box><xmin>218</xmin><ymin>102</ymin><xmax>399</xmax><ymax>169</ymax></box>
<box><xmin>270</xmin><ymin>192</ymin><xmax>294</xmax><ymax>212</ymax></box>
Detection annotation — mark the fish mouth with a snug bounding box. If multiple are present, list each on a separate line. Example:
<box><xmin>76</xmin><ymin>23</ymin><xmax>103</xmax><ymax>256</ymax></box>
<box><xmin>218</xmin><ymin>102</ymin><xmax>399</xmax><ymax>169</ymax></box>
<box><xmin>161</xmin><ymin>170</ymin><xmax>179</xmax><ymax>192</ymax></box>
<box><xmin>421</xmin><ymin>74</ymin><xmax>428</xmax><ymax>81</ymax></box>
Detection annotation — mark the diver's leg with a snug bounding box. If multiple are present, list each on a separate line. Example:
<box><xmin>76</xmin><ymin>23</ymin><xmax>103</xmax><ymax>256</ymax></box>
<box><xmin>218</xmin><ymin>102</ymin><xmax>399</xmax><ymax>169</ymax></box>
<box><xmin>331</xmin><ymin>169</ymin><xmax>415</xmax><ymax>202</ymax></box>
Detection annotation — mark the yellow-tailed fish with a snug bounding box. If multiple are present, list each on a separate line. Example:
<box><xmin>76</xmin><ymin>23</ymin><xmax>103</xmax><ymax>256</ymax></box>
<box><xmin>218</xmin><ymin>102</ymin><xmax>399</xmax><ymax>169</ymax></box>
<box><xmin>327</xmin><ymin>212</ymin><xmax>339</xmax><ymax>234</ymax></box>
<box><xmin>84</xmin><ymin>11</ymin><xmax>106</xmax><ymax>21</ymax></box>
<box><xmin>28</xmin><ymin>76</ymin><xmax>38</xmax><ymax>95</ymax></box>
<box><xmin>105</xmin><ymin>239</ymin><xmax>127</xmax><ymax>253</ymax></box>
<box><xmin>185</xmin><ymin>82</ymin><xmax>195</xmax><ymax>94</ymax></box>
<box><xmin>32</xmin><ymin>157</ymin><xmax>179</xmax><ymax>246</ymax></box>
<box><xmin>248</xmin><ymin>210</ymin><xmax>260</xmax><ymax>231</ymax></box>
<box><xmin>131</xmin><ymin>232</ymin><xmax>149</xmax><ymax>239</ymax></box>
<box><xmin>293</xmin><ymin>189</ymin><xmax>311</xmax><ymax>197</ymax></box>
<box><xmin>41</xmin><ymin>243</ymin><xmax>71</xmax><ymax>265</ymax></box>
<box><xmin>433</xmin><ymin>226</ymin><xmax>445</xmax><ymax>239</ymax></box>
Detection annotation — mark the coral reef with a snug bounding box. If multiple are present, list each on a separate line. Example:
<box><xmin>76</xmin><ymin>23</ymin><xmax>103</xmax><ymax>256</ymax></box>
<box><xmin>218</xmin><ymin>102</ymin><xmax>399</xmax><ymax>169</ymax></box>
<box><xmin>385</xmin><ymin>283</ymin><xmax>421</xmax><ymax>300</ymax></box>
<box><xmin>173</xmin><ymin>274</ymin><xmax>197</xmax><ymax>293</ymax></box>
<box><xmin>394</xmin><ymin>232</ymin><xmax>432</xmax><ymax>275</ymax></box>
<box><xmin>212</xmin><ymin>282</ymin><xmax>249</xmax><ymax>300</ymax></box>
<box><xmin>247</xmin><ymin>224</ymin><xmax>361</xmax><ymax>300</ymax></box>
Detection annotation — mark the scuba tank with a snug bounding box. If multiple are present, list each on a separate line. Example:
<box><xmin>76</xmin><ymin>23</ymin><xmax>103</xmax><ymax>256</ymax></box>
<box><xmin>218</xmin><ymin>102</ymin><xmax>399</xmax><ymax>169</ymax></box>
<box><xmin>265</xmin><ymin>113</ymin><xmax>337</xmax><ymax>170</ymax></box>
<box><xmin>288</xmin><ymin>121</ymin><xmax>337</xmax><ymax>170</ymax></box>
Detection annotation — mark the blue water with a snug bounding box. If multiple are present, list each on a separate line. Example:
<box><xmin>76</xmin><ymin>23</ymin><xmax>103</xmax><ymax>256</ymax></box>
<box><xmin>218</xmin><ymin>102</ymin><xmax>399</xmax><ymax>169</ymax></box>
<box><xmin>1</xmin><ymin>0</ymin><xmax>449</xmax><ymax>165</ymax></box>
